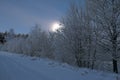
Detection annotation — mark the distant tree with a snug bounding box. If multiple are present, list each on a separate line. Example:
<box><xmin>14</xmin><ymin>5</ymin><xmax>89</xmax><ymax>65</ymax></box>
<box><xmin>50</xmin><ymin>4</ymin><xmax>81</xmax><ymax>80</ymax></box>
<box><xmin>5</xmin><ymin>28</ymin><xmax>15</xmax><ymax>41</ymax></box>
<box><xmin>0</xmin><ymin>32</ymin><xmax>6</xmax><ymax>44</ymax></box>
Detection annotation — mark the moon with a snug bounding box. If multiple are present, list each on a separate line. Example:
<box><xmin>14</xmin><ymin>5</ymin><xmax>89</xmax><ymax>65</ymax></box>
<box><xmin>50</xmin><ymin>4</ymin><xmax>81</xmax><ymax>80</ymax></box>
<box><xmin>51</xmin><ymin>23</ymin><xmax>62</xmax><ymax>32</ymax></box>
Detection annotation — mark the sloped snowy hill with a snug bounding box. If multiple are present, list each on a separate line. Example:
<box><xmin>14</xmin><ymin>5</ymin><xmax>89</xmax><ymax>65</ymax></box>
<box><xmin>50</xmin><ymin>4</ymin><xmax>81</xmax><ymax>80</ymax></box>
<box><xmin>0</xmin><ymin>51</ymin><xmax>119</xmax><ymax>80</ymax></box>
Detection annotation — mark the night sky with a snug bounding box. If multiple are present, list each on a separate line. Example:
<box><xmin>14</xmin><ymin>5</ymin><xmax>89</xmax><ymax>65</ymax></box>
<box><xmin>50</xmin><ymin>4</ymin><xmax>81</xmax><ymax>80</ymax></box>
<box><xmin>0</xmin><ymin>0</ymin><xmax>84</xmax><ymax>33</ymax></box>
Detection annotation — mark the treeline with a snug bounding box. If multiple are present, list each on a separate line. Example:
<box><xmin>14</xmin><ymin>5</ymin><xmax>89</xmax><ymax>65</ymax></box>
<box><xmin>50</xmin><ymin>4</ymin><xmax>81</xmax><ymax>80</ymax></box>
<box><xmin>0</xmin><ymin>29</ymin><xmax>29</xmax><ymax>54</ymax></box>
<box><xmin>0</xmin><ymin>26</ymin><xmax>54</xmax><ymax>59</ymax></box>
<box><xmin>0</xmin><ymin>0</ymin><xmax>120</xmax><ymax>73</ymax></box>
<box><xmin>0</xmin><ymin>29</ymin><xmax>28</xmax><ymax>44</ymax></box>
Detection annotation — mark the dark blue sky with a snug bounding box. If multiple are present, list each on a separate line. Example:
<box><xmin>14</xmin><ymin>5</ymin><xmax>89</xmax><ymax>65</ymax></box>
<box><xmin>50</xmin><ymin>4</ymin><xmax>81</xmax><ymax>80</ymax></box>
<box><xmin>0</xmin><ymin>0</ymin><xmax>84</xmax><ymax>33</ymax></box>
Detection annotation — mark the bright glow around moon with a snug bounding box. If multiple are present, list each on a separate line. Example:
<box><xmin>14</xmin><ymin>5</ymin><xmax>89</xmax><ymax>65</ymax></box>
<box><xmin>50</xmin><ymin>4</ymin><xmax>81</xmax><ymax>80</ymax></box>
<box><xmin>51</xmin><ymin>23</ymin><xmax>62</xmax><ymax>32</ymax></box>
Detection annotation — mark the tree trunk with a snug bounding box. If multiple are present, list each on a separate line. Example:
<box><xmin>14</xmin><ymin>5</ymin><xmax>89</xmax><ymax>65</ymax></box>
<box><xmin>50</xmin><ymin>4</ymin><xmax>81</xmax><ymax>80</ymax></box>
<box><xmin>112</xmin><ymin>59</ymin><xmax>118</xmax><ymax>73</ymax></box>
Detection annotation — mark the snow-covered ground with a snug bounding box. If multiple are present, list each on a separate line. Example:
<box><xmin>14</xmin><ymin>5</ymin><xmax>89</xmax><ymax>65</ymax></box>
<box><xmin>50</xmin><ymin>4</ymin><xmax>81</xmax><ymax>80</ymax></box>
<box><xmin>0</xmin><ymin>51</ymin><xmax>119</xmax><ymax>80</ymax></box>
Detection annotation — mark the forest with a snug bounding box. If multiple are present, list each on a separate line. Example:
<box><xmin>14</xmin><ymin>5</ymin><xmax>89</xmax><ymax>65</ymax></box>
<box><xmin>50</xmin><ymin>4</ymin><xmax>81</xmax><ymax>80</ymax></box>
<box><xmin>0</xmin><ymin>0</ymin><xmax>120</xmax><ymax>74</ymax></box>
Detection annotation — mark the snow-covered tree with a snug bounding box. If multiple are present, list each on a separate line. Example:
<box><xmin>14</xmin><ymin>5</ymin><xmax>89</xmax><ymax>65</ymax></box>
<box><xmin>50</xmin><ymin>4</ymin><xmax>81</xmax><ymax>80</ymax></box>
<box><xmin>57</xmin><ymin>3</ymin><xmax>96</xmax><ymax>67</ymax></box>
<box><xmin>5</xmin><ymin>28</ymin><xmax>15</xmax><ymax>41</ymax></box>
<box><xmin>27</xmin><ymin>25</ymin><xmax>54</xmax><ymax>59</ymax></box>
<box><xmin>87</xmin><ymin>0</ymin><xmax>120</xmax><ymax>73</ymax></box>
